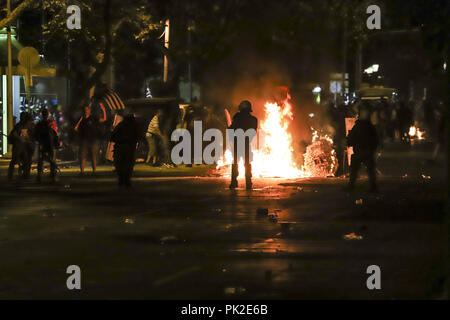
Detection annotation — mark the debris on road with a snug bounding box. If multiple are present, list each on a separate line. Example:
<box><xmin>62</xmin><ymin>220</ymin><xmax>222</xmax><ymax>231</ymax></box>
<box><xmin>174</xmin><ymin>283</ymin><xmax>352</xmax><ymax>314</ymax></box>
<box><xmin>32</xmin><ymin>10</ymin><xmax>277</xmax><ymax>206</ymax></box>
<box><xmin>160</xmin><ymin>235</ymin><xmax>179</xmax><ymax>244</ymax></box>
<box><xmin>421</xmin><ymin>174</ymin><xmax>431</xmax><ymax>180</ymax></box>
<box><xmin>268</xmin><ymin>213</ymin><xmax>278</xmax><ymax>222</ymax></box>
<box><xmin>355</xmin><ymin>199</ymin><xmax>363</xmax><ymax>205</ymax></box>
<box><xmin>224</xmin><ymin>287</ymin><xmax>246</xmax><ymax>295</ymax></box>
<box><xmin>124</xmin><ymin>218</ymin><xmax>135</xmax><ymax>224</ymax></box>
<box><xmin>257</xmin><ymin>208</ymin><xmax>269</xmax><ymax>215</ymax></box>
<box><xmin>342</xmin><ymin>232</ymin><xmax>363</xmax><ymax>240</ymax></box>
<box><xmin>42</xmin><ymin>211</ymin><xmax>55</xmax><ymax>218</ymax></box>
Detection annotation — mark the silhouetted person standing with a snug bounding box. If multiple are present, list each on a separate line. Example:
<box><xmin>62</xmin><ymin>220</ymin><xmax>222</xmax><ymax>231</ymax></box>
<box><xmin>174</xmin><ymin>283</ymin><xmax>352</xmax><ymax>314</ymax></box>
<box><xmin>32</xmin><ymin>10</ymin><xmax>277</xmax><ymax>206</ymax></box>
<box><xmin>347</xmin><ymin>106</ymin><xmax>379</xmax><ymax>192</ymax></box>
<box><xmin>110</xmin><ymin>114</ymin><xmax>142</xmax><ymax>187</ymax></box>
<box><xmin>75</xmin><ymin>106</ymin><xmax>99</xmax><ymax>175</ymax></box>
<box><xmin>7</xmin><ymin>112</ymin><xmax>35</xmax><ymax>180</ymax></box>
<box><xmin>145</xmin><ymin>109</ymin><xmax>163</xmax><ymax>166</ymax></box>
<box><xmin>229</xmin><ymin>100</ymin><xmax>258</xmax><ymax>190</ymax></box>
<box><xmin>35</xmin><ymin>109</ymin><xmax>59</xmax><ymax>183</ymax></box>
<box><xmin>328</xmin><ymin>101</ymin><xmax>351</xmax><ymax>177</ymax></box>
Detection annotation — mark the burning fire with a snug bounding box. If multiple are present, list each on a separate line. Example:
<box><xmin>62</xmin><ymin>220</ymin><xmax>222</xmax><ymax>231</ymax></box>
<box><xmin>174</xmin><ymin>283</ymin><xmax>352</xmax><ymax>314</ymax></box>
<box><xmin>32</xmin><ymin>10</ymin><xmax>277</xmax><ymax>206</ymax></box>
<box><xmin>216</xmin><ymin>98</ymin><xmax>337</xmax><ymax>178</ymax></box>
<box><xmin>409</xmin><ymin>126</ymin><xmax>425</xmax><ymax>140</ymax></box>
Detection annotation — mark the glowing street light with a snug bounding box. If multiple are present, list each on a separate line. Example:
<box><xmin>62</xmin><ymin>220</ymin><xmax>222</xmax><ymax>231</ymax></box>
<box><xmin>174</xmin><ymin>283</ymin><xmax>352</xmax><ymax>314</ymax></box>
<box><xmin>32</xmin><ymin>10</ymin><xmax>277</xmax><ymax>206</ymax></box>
<box><xmin>364</xmin><ymin>64</ymin><xmax>379</xmax><ymax>74</ymax></box>
<box><xmin>312</xmin><ymin>86</ymin><xmax>321</xmax><ymax>104</ymax></box>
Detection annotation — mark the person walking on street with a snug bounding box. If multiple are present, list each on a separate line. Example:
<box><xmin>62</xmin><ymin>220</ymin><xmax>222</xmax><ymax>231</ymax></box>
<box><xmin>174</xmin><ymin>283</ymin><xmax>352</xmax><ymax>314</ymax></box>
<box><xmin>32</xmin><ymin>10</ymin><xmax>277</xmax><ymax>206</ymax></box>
<box><xmin>34</xmin><ymin>109</ymin><xmax>59</xmax><ymax>183</ymax></box>
<box><xmin>347</xmin><ymin>105</ymin><xmax>379</xmax><ymax>192</ymax></box>
<box><xmin>229</xmin><ymin>100</ymin><xmax>258</xmax><ymax>190</ymax></box>
<box><xmin>110</xmin><ymin>114</ymin><xmax>143</xmax><ymax>187</ymax></box>
<box><xmin>75</xmin><ymin>106</ymin><xmax>100</xmax><ymax>175</ymax></box>
<box><xmin>7</xmin><ymin>112</ymin><xmax>35</xmax><ymax>180</ymax></box>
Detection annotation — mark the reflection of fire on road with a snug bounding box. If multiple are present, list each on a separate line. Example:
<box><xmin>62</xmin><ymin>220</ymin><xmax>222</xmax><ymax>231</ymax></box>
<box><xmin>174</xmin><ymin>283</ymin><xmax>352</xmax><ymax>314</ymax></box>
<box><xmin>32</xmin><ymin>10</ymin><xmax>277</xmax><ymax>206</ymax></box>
<box><xmin>216</xmin><ymin>96</ymin><xmax>337</xmax><ymax>178</ymax></box>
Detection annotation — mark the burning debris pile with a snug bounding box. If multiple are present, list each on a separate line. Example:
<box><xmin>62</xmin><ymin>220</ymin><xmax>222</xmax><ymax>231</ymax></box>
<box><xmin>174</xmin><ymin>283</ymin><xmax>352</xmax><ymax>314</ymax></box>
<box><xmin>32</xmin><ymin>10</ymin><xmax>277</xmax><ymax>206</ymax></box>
<box><xmin>303</xmin><ymin>129</ymin><xmax>338</xmax><ymax>178</ymax></box>
<box><xmin>409</xmin><ymin>126</ymin><xmax>425</xmax><ymax>142</ymax></box>
<box><xmin>216</xmin><ymin>96</ymin><xmax>337</xmax><ymax>179</ymax></box>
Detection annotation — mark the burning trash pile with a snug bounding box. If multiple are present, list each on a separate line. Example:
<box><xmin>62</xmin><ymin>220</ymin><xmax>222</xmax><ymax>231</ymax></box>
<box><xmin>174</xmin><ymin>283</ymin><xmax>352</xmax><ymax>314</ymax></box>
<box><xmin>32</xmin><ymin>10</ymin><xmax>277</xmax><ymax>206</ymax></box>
<box><xmin>408</xmin><ymin>125</ymin><xmax>425</xmax><ymax>143</ymax></box>
<box><xmin>303</xmin><ymin>129</ymin><xmax>337</xmax><ymax>177</ymax></box>
<box><xmin>216</xmin><ymin>95</ymin><xmax>337</xmax><ymax>179</ymax></box>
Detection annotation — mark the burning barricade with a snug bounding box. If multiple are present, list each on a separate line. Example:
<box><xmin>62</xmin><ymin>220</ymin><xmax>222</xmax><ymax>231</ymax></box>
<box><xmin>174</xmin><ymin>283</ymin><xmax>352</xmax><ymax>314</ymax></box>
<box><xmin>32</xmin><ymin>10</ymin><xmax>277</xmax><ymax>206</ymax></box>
<box><xmin>303</xmin><ymin>129</ymin><xmax>338</xmax><ymax>178</ymax></box>
<box><xmin>216</xmin><ymin>95</ymin><xmax>337</xmax><ymax>179</ymax></box>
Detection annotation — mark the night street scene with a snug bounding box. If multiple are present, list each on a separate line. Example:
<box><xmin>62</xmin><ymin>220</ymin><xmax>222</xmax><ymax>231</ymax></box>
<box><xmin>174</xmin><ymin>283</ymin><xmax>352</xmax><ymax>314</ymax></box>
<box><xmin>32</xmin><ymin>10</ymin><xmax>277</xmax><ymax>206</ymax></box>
<box><xmin>0</xmin><ymin>0</ymin><xmax>448</xmax><ymax>307</ymax></box>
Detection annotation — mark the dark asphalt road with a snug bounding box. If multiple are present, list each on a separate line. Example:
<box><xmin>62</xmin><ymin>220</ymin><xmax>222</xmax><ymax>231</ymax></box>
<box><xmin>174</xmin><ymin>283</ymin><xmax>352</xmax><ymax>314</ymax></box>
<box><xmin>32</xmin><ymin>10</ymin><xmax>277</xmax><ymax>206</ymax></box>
<box><xmin>0</xmin><ymin>142</ymin><xmax>447</xmax><ymax>299</ymax></box>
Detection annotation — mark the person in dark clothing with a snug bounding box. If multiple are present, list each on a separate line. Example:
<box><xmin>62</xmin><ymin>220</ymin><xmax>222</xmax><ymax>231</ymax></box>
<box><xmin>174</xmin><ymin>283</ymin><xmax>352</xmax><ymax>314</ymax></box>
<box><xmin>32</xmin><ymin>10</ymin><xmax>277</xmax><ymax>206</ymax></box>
<box><xmin>328</xmin><ymin>101</ymin><xmax>351</xmax><ymax>177</ymax></box>
<box><xmin>75</xmin><ymin>106</ymin><xmax>99</xmax><ymax>175</ymax></box>
<box><xmin>347</xmin><ymin>106</ymin><xmax>379</xmax><ymax>192</ymax></box>
<box><xmin>7</xmin><ymin>112</ymin><xmax>35</xmax><ymax>180</ymax></box>
<box><xmin>34</xmin><ymin>109</ymin><xmax>59</xmax><ymax>183</ymax></box>
<box><xmin>229</xmin><ymin>100</ymin><xmax>258</xmax><ymax>190</ymax></box>
<box><xmin>110</xmin><ymin>114</ymin><xmax>143</xmax><ymax>187</ymax></box>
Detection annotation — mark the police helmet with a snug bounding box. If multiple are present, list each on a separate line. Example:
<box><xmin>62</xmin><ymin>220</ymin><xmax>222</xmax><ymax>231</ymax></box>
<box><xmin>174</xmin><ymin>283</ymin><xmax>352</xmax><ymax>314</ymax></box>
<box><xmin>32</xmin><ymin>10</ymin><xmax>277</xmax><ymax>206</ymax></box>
<box><xmin>238</xmin><ymin>100</ymin><xmax>252</xmax><ymax>112</ymax></box>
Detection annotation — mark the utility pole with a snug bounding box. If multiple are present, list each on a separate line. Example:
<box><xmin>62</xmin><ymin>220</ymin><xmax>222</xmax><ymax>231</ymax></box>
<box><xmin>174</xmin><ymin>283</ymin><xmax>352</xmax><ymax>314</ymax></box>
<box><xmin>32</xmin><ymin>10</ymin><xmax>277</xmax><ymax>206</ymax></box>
<box><xmin>341</xmin><ymin>7</ymin><xmax>347</xmax><ymax>96</ymax></box>
<box><xmin>163</xmin><ymin>19</ymin><xmax>169</xmax><ymax>83</ymax></box>
<box><xmin>188</xmin><ymin>20</ymin><xmax>192</xmax><ymax>102</ymax></box>
<box><xmin>67</xmin><ymin>41</ymin><xmax>71</xmax><ymax>109</ymax></box>
<box><xmin>355</xmin><ymin>41</ymin><xmax>362</xmax><ymax>91</ymax></box>
<box><xmin>6</xmin><ymin>0</ymin><xmax>13</xmax><ymax>155</ymax></box>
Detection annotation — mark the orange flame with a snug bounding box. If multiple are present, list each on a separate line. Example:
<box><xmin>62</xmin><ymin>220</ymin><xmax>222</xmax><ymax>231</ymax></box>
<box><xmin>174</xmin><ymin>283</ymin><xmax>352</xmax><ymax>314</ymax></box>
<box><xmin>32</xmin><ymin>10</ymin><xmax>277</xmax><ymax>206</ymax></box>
<box><xmin>409</xmin><ymin>126</ymin><xmax>425</xmax><ymax>140</ymax></box>
<box><xmin>217</xmin><ymin>98</ymin><xmax>337</xmax><ymax>178</ymax></box>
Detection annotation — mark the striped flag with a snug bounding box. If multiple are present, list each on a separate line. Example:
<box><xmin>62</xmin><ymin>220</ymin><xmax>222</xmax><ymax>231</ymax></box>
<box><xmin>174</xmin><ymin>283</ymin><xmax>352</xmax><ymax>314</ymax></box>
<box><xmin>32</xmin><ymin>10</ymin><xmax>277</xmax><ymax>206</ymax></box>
<box><xmin>99</xmin><ymin>89</ymin><xmax>126</xmax><ymax>111</ymax></box>
<box><xmin>90</xmin><ymin>87</ymin><xmax>126</xmax><ymax>123</ymax></box>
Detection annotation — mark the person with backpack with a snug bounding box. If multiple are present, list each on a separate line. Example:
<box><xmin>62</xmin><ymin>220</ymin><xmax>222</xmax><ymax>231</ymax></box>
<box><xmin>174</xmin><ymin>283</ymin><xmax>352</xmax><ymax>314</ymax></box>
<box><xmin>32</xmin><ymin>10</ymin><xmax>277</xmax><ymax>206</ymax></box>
<box><xmin>34</xmin><ymin>109</ymin><xmax>59</xmax><ymax>183</ymax></box>
<box><xmin>7</xmin><ymin>112</ymin><xmax>35</xmax><ymax>180</ymax></box>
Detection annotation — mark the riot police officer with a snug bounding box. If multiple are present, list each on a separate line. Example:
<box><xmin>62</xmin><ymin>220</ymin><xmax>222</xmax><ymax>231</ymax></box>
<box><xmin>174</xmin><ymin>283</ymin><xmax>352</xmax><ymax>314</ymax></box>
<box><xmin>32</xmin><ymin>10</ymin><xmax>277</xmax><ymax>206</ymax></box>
<box><xmin>347</xmin><ymin>104</ymin><xmax>379</xmax><ymax>192</ymax></box>
<box><xmin>35</xmin><ymin>109</ymin><xmax>59</xmax><ymax>183</ymax></box>
<box><xmin>229</xmin><ymin>100</ymin><xmax>258</xmax><ymax>190</ymax></box>
<box><xmin>7</xmin><ymin>112</ymin><xmax>35</xmax><ymax>180</ymax></box>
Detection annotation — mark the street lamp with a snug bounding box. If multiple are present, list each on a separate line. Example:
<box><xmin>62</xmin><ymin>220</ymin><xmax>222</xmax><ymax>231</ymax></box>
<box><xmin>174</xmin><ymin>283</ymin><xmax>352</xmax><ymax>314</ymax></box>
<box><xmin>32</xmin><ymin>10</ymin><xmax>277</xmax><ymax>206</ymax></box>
<box><xmin>364</xmin><ymin>64</ymin><xmax>379</xmax><ymax>74</ymax></box>
<box><xmin>5</xmin><ymin>0</ymin><xmax>13</xmax><ymax>156</ymax></box>
<box><xmin>312</xmin><ymin>86</ymin><xmax>321</xmax><ymax>104</ymax></box>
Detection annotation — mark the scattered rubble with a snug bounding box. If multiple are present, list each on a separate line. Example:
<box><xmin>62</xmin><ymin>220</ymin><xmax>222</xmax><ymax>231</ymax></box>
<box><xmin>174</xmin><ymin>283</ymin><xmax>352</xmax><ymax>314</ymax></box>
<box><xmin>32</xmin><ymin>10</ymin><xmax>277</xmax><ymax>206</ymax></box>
<box><xmin>342</xmin><ymin>232</ymin><xmax>363</xmax><ymax>240</ymax></box>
